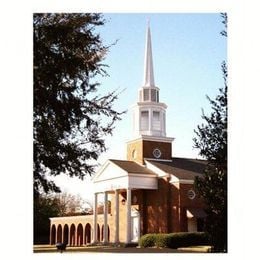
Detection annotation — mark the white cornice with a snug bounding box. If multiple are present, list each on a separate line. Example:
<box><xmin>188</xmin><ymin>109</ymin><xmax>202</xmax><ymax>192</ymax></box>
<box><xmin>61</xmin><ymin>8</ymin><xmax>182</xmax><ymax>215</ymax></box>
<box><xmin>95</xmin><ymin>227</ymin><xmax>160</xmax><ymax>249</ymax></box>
<box><xmin>126</xmin><ymin>135</ymin><xmax>174</xmax><ymax>144</ymax></box>
<box><xmin>145</xmin><ymin>158</ymin><xmax>173</xmax><ymax>162</ymax></box>
<box><xmin>170</xmin><ymin>179</ymin><xmax>194</xmax><ymax>184</ymax></box>
<box><xmin>145</xmin><ymin>160</ymin><xmax>170</xmax><ymax>178</ymax></box>
<box><xmin>129</xmin><ymin>102</ymin><xmax>167</xmax><ymax>110</ymax></box>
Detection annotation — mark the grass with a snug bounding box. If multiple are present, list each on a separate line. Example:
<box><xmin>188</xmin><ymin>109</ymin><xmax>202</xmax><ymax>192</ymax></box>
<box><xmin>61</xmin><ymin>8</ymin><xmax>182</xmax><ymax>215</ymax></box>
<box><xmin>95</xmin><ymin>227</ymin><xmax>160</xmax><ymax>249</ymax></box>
<box><xmin>33</xmin><ymin>244</ymin><xmax>211</xmax><ymax>253</ymax></box>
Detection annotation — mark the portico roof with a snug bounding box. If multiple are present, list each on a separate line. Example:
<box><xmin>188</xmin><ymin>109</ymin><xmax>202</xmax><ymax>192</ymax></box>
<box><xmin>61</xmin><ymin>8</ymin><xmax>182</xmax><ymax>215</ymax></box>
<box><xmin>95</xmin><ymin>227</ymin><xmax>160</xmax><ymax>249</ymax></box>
<box><xmin>110</xmin><ymin>159</ymin><xmax>156</xmax><ymax>175</ymax></box>
<box><xmin>92</xmin><ymin>159</ymin><xmax>158</xmax><ymax>193</ymax></box>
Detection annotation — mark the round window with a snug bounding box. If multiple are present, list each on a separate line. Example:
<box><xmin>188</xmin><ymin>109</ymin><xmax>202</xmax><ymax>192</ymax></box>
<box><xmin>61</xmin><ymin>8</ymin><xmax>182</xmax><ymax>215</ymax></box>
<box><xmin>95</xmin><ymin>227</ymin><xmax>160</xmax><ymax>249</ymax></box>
<box><xmin>187</xmin><ymin>189</ymin><xmax>196</xmax><ymax>200</ymax></box>
<box><xmin>153</xmin><ymin>148</ymin><xmax>162</xmax><ymax>158</ymax></box>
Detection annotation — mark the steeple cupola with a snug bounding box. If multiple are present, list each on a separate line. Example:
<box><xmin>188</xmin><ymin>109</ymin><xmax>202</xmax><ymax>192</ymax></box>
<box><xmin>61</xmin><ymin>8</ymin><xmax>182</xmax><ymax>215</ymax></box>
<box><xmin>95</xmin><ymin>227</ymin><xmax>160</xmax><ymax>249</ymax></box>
<box><xmin>133</xmin><ymin>23</ymin><xmax>167</xmax><ymax>138</ymax></box>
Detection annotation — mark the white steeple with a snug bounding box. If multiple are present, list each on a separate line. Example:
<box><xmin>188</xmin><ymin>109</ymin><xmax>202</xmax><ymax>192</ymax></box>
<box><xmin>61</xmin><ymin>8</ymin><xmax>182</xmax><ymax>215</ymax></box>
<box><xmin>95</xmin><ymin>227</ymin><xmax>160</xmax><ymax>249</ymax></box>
<box><xmin>143</xmin><ymin>22</ymin><xmax>155</xmax><ymax>87</ymax></box>
<box><xmin>131</xmin><ymin>22</ymin><xmax>170</xmax><ymax>138</ymax></box>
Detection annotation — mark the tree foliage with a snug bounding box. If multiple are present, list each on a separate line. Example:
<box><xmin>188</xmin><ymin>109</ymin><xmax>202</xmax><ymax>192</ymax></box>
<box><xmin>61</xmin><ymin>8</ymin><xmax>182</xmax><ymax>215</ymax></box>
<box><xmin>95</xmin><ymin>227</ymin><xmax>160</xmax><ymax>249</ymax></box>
<box><xmin>34</xmin><ymin>194</ymin><xmax>60</xmax><ymax>244</ymax></box>
<box><xmin>193</xmin><ymin>62</ymin><xmax>227</xmax><ymax>251</ymax></box>
<box><xmin>53</xmin><ymin>191</ymin><xmax>93</xmax><ymax>216</ymax></box>
<box><xmin>33</xmin><ymin>192</ymin><xmax>90</xmax><ymax>244</ymax></box>
<box><xmin>33</xmin><ymin>13</ymin><xmax>123</xmax><ymax>197</ymax></box>
<box><xmin>193</xmin><ymin>13</ymin><xmax>227</xmax><ymax>252</ymax></box>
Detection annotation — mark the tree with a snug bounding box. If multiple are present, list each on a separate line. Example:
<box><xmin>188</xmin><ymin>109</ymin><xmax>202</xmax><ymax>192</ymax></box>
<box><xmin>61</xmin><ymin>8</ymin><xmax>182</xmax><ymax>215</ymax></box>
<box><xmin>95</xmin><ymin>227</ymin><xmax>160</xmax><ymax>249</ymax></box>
<box><xmin>34</xmin><ymin>194</ymin><xmax>60</xmax><ymax>244</ymax></box>
<box><xmin>34</xmin><ymin>192</ymin><xmax>91</xmax><ymax>243</ymax></box>
<box><xmin>53</xmin><ymin>192</ymin><xmax>93</xmax><ymax>216</ymax></box>
<box><xmin>193</xmin><ymin>13</ymin><xmax>227</xmax><ymax>251</ymax></box>
<box><xmin>34</xmin><ymin>13</ymin><xmax>123</xmax><ymax>197</ymax></box>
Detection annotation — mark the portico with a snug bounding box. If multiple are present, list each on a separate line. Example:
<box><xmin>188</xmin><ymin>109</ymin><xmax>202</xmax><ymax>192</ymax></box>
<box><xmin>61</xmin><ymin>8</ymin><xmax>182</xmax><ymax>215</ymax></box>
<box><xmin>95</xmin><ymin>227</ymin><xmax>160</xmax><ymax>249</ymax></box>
<box><xmin>92</xmin><ymin>159</ymin><xmax>158</xmax><ymax>244</ymax></box>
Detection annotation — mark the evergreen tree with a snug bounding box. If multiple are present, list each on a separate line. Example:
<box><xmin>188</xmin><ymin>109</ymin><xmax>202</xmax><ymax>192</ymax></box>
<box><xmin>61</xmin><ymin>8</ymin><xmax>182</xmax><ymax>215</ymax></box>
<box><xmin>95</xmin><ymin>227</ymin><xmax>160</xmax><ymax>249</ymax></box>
<box><xmin>193</xmin><ymin>13</ymin><xmax>227</xmax><ymax>251</ymax></box>
<box><xmin>34</xmin><ymin>194</ymin><xmax>60</xmax><ymax>244</ymax></box>
<box><xmin>33</xmin><ymin>13</ymin><xmax>123</xmax><ymax>197</ymax></box>
<box><xmin>193</xmin><ymin>63</ymin><xmax>227</xmax><ymax>251</ymax></box>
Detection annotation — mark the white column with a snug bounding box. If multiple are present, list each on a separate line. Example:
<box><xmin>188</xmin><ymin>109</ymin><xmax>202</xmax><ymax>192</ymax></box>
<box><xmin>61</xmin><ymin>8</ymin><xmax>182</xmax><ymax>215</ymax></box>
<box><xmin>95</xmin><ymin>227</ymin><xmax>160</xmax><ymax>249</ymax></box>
<box><xmin>103</xmin><ymin>191</ymin><xmax>108</xmax><ymax>243</ymax></box>
<box><xmin>114</xmin><ymin>189</ymin><xmax>119</xmax><ymax>243</ymax></box>
<box><xmin>93</xmin><ymin>193</ymin><xmax>98</xmax><ymax>243</ymax></box>
<box><xmin>126</xmin><ymin>188</ymin><xmax>132</xmax><ymax>244</ymax></box>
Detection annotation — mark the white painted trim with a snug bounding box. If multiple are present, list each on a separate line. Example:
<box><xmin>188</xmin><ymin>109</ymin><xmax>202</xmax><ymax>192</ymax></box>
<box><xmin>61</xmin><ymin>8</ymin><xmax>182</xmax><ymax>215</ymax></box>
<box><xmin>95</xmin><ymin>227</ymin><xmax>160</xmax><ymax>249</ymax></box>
<box><xmin>50</xmin><ymin>215</ymin><xmax>93</xmax><ymax>221</ymax></box>
<box><xmin>170</xmin><ymin>179</ymin><xmax>194</xmax><ymax>184</ymax></box>
<box><xmin>137</xmin><ymin>101</ymin><xmax>167</xmax><ymax>109</ymax></box>
<box><xmin>93</xmin><ymin>174</ymin><xmax>128</xmax><ymax>183</ymax></box>
<box><xmin>144</xmin><ymin>158</ymin><xmax>173</xmax><ymax>162</ymax></box>
<box><xmin>126</xmin><ymin>135</ymin><xmax>174</xmax><ymax>144</ymax></box>
<box><xmin>91</xmin><ymin>160</ymin><xmax>111</xmax><ymax>181</ymax></box>
<box><xmin>128</xmin><ymin>172</ymin><xmax>157</xmax><ymax>177</ymax></box>
<box><xmin>145</xmin><ymin>160</ymin><xmax>170</xmax><ymax>177</ymax></box>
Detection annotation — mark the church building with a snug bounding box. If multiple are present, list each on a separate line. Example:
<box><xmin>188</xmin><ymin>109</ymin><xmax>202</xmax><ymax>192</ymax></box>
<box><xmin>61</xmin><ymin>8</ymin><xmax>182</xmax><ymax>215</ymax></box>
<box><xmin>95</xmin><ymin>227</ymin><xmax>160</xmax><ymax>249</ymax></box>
<box><xmin>49</xmin><ymin>23</ymin><xmax>207</xmax><ymax>246</ymax></box>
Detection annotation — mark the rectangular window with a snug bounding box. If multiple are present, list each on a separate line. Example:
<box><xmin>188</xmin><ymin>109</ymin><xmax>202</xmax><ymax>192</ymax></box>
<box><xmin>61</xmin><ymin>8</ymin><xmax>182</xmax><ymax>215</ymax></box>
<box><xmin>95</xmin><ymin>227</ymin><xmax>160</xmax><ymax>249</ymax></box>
<box><xmin>143</xmin><ymin>89</ymin><xmax>149</xmax><ymax>101</ymax></box>
<box><xmin>152</xmin><ymin>111</ymin><xmax>160</xmax><ymax>130</ymax></box>
<box><xmin>151</xmin><ymin>89</ymin><xmax>157</xmax><ymax>102</ymax></box>
<box><xmin>141</xmin><ymin>111</ymin><xmax>149</xmax><ymax>130</ymax></box>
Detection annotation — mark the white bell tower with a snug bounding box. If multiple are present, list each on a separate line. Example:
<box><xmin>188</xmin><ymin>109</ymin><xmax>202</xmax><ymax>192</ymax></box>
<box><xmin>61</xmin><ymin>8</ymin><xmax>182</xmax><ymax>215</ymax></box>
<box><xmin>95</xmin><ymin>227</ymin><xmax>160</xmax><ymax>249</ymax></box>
<box><xmin>132</xmin><ymin>22</ymin><xmax>167</xmax><ymax>138</ymax></box>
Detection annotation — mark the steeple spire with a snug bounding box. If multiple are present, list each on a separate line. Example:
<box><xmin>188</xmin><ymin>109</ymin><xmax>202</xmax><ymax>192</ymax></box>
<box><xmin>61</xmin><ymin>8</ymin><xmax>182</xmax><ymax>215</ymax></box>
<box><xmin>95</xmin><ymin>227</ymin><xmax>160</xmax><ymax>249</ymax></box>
<box><xmin>143</xmin><ymin>21</ymin><xmax>155</xmax><ymax>87</ymax></box>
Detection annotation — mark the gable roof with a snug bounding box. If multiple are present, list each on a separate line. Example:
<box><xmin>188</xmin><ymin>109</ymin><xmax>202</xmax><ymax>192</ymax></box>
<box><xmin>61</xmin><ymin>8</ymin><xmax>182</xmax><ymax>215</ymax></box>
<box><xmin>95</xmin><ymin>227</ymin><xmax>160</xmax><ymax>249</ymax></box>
<box><xmin>110</xmin><ymin>159</ymin><xmax>156</xmax><ymax>176</ymax></box>
<box><xmin>146</xmin><ymin>157</ymin><xmax>207</xmax><ymax>180</ymax></box>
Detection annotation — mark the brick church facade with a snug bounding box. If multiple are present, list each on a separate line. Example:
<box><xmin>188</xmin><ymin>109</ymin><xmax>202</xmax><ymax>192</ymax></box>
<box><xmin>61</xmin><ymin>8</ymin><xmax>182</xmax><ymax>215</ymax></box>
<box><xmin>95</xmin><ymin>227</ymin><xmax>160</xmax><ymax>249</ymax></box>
<box><xmin>49</xmin><ymin>23</ymin><xmax>207</xmax><ymax>246</ymax></box>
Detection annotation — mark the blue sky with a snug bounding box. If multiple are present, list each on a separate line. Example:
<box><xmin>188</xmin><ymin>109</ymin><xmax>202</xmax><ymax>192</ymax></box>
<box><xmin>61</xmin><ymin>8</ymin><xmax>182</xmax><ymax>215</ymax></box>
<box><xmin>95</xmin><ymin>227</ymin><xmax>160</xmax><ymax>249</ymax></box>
<box><xmin>97</xmin><ymin>13</ymin><xmax>226</xmax><ymax>161</ymax></box>
<box><xmin>54</xmin><ymin>13</ymin><xmax>227</xmax><ymax>201</ymax></box>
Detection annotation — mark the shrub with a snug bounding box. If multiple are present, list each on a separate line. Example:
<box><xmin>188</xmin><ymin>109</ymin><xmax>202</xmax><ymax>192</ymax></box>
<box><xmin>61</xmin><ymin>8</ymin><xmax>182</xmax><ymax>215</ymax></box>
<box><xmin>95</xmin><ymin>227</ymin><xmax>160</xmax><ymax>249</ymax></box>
<box><xmin>139</xmin><ymin>232</ymin><xmax>209</xmax><ymax>248</ymax></box>
<box><xmin>139</xmin><ymin>234</ymin><xmax>156</xmax><ymax>248</ymax></box>
<box><xmin>154</xmin><ymin>234</ymin><xmax>170</xmax><ymax>248</ymax></box>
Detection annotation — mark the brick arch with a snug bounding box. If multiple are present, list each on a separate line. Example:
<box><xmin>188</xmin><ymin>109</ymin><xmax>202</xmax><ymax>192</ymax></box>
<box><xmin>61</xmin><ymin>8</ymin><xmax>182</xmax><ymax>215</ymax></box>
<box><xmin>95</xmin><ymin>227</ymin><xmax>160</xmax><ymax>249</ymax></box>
<box><xmin>77</xmin><ymin>223</ymin><xmax>83</xmax><ymax>246</ymax></box>
<box><xmin>70</xmin><ymin>224</ymin><xmax>76</xmax><ymax>246</ymax></box>
<box><xmin>97</xmin><ymin>224</ymin><xmax>100</xmax><ymax>242</ymax></box>
<box><xmin>101</xmin><ymin>224</ymin><xmax>104</xmax><ymax>242</ymax></box>
<box><xmin>50</xmin><ymin>224</ymin><xmax>56</xmax><ymax>245</ymax></box>
<box><xmin>101</xmin><ymin>225</ymin><xmax>110</xmax><ymax>242</ymax></box>
<box><xmin>107</xmin><ymin>225</ymin><xmax>110</xmax><ymax>242</ymax></box>
<box><xmin>63</xmin><ymin>224</ymin><xmax>69</xmax><ymax>245</ymax></box>
<box><xmin>85</xmin><ymin>223</ymin><xmax>91</xmax><ymax>244</ymax></box>
<box><xmin>57</xmin><ymin>224</ymin><xmax>62</xmax><ymax>243</ymax></box>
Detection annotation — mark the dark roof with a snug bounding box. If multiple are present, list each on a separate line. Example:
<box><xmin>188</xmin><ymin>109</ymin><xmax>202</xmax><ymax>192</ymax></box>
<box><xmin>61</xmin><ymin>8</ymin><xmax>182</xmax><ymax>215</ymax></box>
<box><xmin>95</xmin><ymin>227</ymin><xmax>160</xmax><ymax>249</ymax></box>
<box><xmin>110</xmin><ymin>159</ymin><xmax>156</xmax><ymax>175</ymax></box>
<box><xmin>146</xmin><ymin>157</ymin><xmax>207</xmax><ymax>180</ymax></box>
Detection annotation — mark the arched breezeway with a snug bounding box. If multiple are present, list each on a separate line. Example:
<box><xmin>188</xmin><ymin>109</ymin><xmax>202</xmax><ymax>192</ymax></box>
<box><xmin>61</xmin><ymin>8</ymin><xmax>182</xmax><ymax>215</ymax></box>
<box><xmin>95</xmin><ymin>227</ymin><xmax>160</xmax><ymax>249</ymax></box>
<box><xmin>57</xmin><ymin>224</ymin><xmax>62</xmax><ymax>243</ymax></box>
<box><xmin>77</xmin><ymin>224</ymin><xmax>83</xmax><ymax>246</ymax></box>
<box><xmin>50</xmin><ymin>225</ymin><xmax>56</xmax><ymax>245</ymax></box>
<box><xmin>101</xmin><ymin>224</ymin><xmax>110</xmax><ymax>242</ymax></box>
<box><xmin>85</xmin><ymin>223</ymin><xmax>91</xmax><ymax>244</ymax></box>
<box><xmin>97</xmin><ymin>224</ymin><xmax>100</xmax><ymax>242</ymax></box>
<box><xmin>63</xmin><ymin>224</ymin><xmax>69</xmax><ymax>245</ymax></box>
<box><xmin>70</xmin><ymin>224</ymin><xmax>76</xmax><ymax>246</ymax></box>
